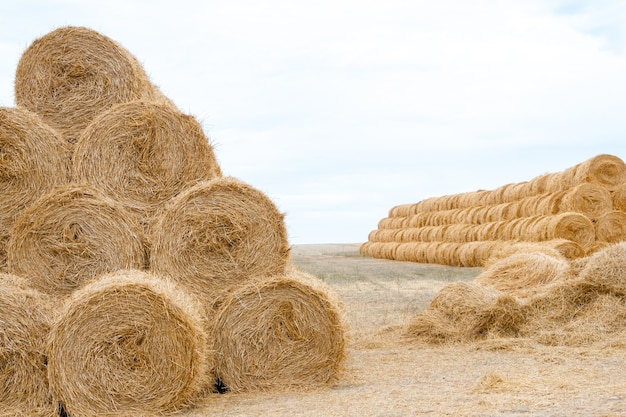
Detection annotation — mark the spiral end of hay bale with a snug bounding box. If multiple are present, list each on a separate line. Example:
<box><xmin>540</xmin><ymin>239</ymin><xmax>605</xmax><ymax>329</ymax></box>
<box><xmin>594</xmin><ymin>210</ymin><xmax>626</xmax><ymax>243</ymax></box>
<box><xmin>558</xmin><ymin>183</ymin><xmax>612</xmax><ymax>219</ymax></box>
<box><xmin>0</xmin><ymin>273</ymin><xmax>52</xmax><ymax>411</ymax></box>
<box><xmin>15</xmin><ymin>26</ymin><xmax>172</xmax><ymax>143</ymax></box>
<box><xmin>72</xmin><ymin>100</ymin><xmax>222</xmax><ymax>216</ymax></box>
<box><xmin>212</xmin><ymin>269</ymin><xmax>347</xmax><ymax>393</ymax></box>
<box><xmin>7</xmin><ymin>184</ymin><xmax>146</xmax><ymax>297</ymax></box>
<box><xmin>0</xmin><ymin>107</ymin><xmax>70</xmax><ymax>270</ymax></box>
<box><xmin>406</xmin><ymin>281</ymin><xmax>524</xmax><ymax>343</ymax></box>
<box><xmin>573</xmin><ymin>154</ymin><xmax>626</xmax><ymax>191</ymax></box>
<box><xmin>47</xmin><ymin>269</ymin><xmax>211</xmax><ymax>416</ymax></box>
<box><xmin>150</xmin><ymin>177</ymin><xmax>290</xmax><ymax>301</ymax></box>
<box><xmin>476</xmin><ymin>251</ymin><xmax>572</xmax><ymax>298</ymax></box>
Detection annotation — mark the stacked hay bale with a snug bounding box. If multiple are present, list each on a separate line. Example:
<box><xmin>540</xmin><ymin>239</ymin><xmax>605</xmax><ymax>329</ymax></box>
<box><xmin>362</xmin><ymin>154</ymin><xmax>626</xmax><ymax>266</ymax></box>
<box><xmin>406</xmin><ymin>241</ymin><xmax>626</xmax><ymax>347</ymax></box>
<box><xmin>1</xmin><ymin>26</ymin><xmax>346</xmax><ymax>416</ymax></box>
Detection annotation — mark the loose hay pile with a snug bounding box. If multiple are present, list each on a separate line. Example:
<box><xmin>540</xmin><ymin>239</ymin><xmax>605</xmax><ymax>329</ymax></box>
<box><xmin>406</xmin><ymin>242</ymin><xmax>626</xmax><ymax>347</ymax></box>
<box><xmin>0</xmin><ymin>26</ymin><xmax>346</xmax><ymax>416</ymax></box>
<box><xmin>362</xmin><ymin>154</ymin><xmax>626</xmax><ymax>266</ymax></box>
<box><xmin>47</xmin><ymin>270</ymin><xmax>210</xmax><ymax>416</ymax></box>
<box><xmin>0</xmin><ymin>107</ymin><xmax>70</xmax><ymax>271</ymax></box>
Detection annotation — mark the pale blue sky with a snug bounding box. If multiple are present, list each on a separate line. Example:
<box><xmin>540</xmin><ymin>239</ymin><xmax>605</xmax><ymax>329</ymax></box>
<box><xmin>2</xmin><ymin>1</ymin><xmax>626</xmax><ymax>244</ymax></box>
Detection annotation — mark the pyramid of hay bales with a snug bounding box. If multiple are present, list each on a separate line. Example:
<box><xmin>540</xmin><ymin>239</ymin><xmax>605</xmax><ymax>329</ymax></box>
<box><xmin>0</xmin><ymin>26</ymin><xmax>346</xmax><ymax>416</ymax></box>
<box><xmin>361</xmin><ymin>154</ymin><xmax>626</xmax><ymax>267</ymax></box>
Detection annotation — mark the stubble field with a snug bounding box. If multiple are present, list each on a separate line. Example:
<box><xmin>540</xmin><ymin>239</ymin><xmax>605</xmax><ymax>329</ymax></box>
<box><xmin>187</xmin><ymin>244</ymin><xmax>626</xmax><ymax>417</ymax></box>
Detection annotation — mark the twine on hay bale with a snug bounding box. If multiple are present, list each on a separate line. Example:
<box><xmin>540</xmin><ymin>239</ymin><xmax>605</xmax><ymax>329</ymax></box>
<box><xmin>72</xmin><ymin>100</ymin><xmax>222</xmax><ymax>220</ymax></box>
<box><xmin>212</xmin><ymin>268</ymin><xmax>347</xmax><ymax>393</ymax></box>
<box><xmin>405</xmin><ymin>281</ymin><xmax>524</xmax><ymax>344</ymax></box>
<box><xmin>47</xmin><ymin>270</ymin><xmax>210</xmax><ymax>416</ymax></box>
<box><xmin>594</xmin><ymin>210</ymin><xmax>626</xmax><ymax>243</ymax></box>
<box><xmin>0</xmin><ymin>107</ymin><xmax>70</xmax><ymax>271</ymax></box>
<box><xmin>7</xmin><ymin>184</ymin><xmax>146</xmax><ymax>297</ymax></box>
<box><xmin>0</xmin><ymin>274</ymin><xmax>52</xmax><ymax>412</ymax></box>
<box><xmin>14</xmin><ymin>26</ymin><xmax>171</xmax><ymax>144</ymax></box>
<box><xmin>476</xmin><ymin>252</ymin><xmax>572</xmax><ymax>298</ymax></box>
<box><xmin>150</xmin><ymin>177</ymin><xmax>290</xmax><ymax>303</ymax></box>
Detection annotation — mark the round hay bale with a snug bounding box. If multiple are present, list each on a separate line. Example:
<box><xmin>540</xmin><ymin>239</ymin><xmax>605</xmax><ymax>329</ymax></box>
<box><xmin>14</xmin><ymin>26</ymin><xmax>171</xmax><ymax>144</ymax></box>
<box><xmin>0</xmin><ymin>107</ymin><xmax>70</xmax><ymax>271</ymax></box>
<box><xmin>72</xmin><ymin>100</ymin><xmax>221</xmax><ymax>220</ymax></box>
<box><xmin>476</xmin><ymin>252</ymin><xmax>572</xmax><ymax>298</ymax></box>
<box><xmin>0</xmin><ymin>274</ymin><xmax>52</xmax><ymax>411</ymax></box>
<box><xmin>578</xmin><ymin>242</ymin><xmax>626</xmax><ymax>295</ymax></box>
<box><xmin>406</xmin><ymin>281</ymin><xmax>524</xmax><ymax>343</ymax></box>
<box><xmin>558</xmin><ymin>183</ymin><xmax>612</xmax><ymax>219</ymax></box>
<box><xmin>150</xmin><ymin>177</ymin><xmax>290</xmax><ymax>302</ymax></box>
<box><xmin>594</xmin><ymin>210</ymin><xmax>626</xmax><ymax>243</ymax></box>
<box><xmin>47</xmin><ymin>270</ymin><xmax>210</xmax><ymax>416</ymax></box>
<box><xmin>7</xmin><ymin>184</ymin><xmax>146</xmax><ymax>297</ymax></box>
<box><xmin>572</xmin><ymin>154</ymin><xmax>626</xmax><ymax>191</ymax></box>
<box><xmin>528</xmin><ymin>212</ymin><xmax>595</xmax><ymax>247</ymax></box>
<box><xmin>212</xmin><ymin>269</ymin><xmax>347</xmax><ymax>393</ymax></box>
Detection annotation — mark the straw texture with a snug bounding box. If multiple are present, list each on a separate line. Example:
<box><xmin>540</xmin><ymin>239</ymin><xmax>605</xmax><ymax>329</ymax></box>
<box><xmin>0</xmin><ymin>274</ymin><xmax>52</xmax><ymax>412</ymax></box>
<box><xmin>0</xmin><ymin>107</ymin><xmax>70</xmax><ymax>271</ymax></box>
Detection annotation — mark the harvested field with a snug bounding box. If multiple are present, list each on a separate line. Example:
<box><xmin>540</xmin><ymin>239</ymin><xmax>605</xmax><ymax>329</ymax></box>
<box><xmin>181</xmin><ymin>244</ymin><xmax>626</xmax><ymax>416</ymax></box>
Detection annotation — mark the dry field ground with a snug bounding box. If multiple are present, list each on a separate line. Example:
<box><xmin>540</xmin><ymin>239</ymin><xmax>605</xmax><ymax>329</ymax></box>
<box><xmin>187</xmin><ymin>244</ymin><xmax>626</xmax><ymax>417</ymax></box>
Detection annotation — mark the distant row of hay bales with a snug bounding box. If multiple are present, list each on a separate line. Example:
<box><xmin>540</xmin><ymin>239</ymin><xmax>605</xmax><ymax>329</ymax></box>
<box><xmin>405</xmin><ymin>241</ymin><xmax>626</xmax><ymax>347</ymax></box>
<box><xmin>361</xmin><ymin>154</ymin><xmax>626</xmax><ymax>266</ymax></box>
<box><xmin>0</xmin><ymin>26</ymin><xmax>346</xmax><ymax>417</ymax></box>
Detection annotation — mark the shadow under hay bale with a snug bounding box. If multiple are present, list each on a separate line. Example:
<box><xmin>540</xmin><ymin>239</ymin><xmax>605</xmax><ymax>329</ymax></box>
<box><xmin>7</xmin><ymin>184</ymin><xmax>146</xmax><ymax>297</ymax></box>
<box><xmin>0</xmin><ymin>274</ymin><xmax>52</xmax><ymax>412</ymax></box>
<box><xmin>212</xmin><ymin>269</ymin><xmax>347</xmax><ymax>393</ymax></box>
<box><xmin>72</xmin><ymin>100</ymin><xmax>222</xmax><ymax>225</ymax></box>
<box><xmin>47</xmin><ymin>270</ymin><xmax>211</xmax><ymax>416</ymax></box>
<box><xmin>14</xmin><ymin>26</ymin><xmax>171</xmax><ymax>144</ymax></box>
<box><xmin>0</xmin><ymin>107</ymin><xmax>70</xmax><ymax>271</ymax></box>
<box><xmin>406</xmin><ymin>281</ymin><xmax>524</xmax><ymax>344</ymax></box>
<box><xmin>476</xmin><ymin>251</ymin><xmax>572</xmax><ymax>298</ymax></box>
<box><xmin>150</xmin><ymin>177</ymin><xmax>290</xmax><ymax>303</ymax></box>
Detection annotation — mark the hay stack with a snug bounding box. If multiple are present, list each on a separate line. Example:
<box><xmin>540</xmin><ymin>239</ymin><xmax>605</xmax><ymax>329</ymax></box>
<box><xmin>476</xmin><ymin>252</ymin><xmax>572</xmax><ymax>298</ymax></box>
<box><xmin>406</xmin><ymin>281</ymin><xmax>524</xmax><ymax>343</ymax></box>
<box><xmin>7</xmin><ymin>184</ymin><xmax>146</xmax><ymax>297</ymax></box>
<box><xmin>0</xmin><ymin>107</ymin><xmax>70</xmax><ymax>271</ymax></box>
<box><xmin>47</xmin><ymin>270</ymin><xmax>210</xmax><ymax>416</ymax></box>
<box><xmin>0</xmin><ymin>274</ymin><xmax>52</xmax><ymax>412</ymax></box>
<box><xmin>212</xmin><ymin>269</ymin><xmax>346</xmax><ymax>393</ymax></box>
<box><xmin>72</xmin><ymin>100</ymin><xmax>222</xmax><ymax>221</ymax></box>
<box><xmin>14</xmin><ymin>26</ymin><xmax>171</xmax><ymax>144</ymax></box>
<box><xmin>150</xmin><ymin>177</ymin><xmax>290</xmax><ymax>303</ymax></box>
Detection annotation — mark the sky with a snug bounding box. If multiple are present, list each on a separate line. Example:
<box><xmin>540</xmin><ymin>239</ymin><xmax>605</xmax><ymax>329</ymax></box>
<box><xmin>1</xmin><ymin>0</ymin><xmax>626</xmax><ymax>244</ymax></box>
